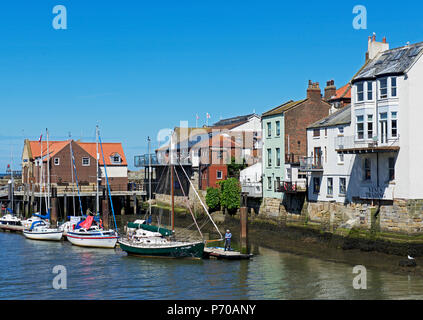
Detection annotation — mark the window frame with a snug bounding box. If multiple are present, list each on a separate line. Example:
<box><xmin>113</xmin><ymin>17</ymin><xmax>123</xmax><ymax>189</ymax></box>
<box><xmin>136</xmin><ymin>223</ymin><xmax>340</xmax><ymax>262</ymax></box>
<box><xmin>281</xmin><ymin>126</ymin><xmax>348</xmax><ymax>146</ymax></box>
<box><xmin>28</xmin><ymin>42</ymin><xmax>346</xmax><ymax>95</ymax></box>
<box><xmin>380</xmin><ymin>78</ymin><xmax>388</xmax><ymax>99</ymax></box>
<box><xmin>339</xmin><ymin>177</ymin><xmax>346</xmax><ymax>196</ymax></box>
<box><xmin>313</xmin><ymin>177</ymin><xmax>320</xmax><ymax>194</ymax></box>
<box><xmin>82</xmin><ymin>157</ymin><xmax>90</xmax><ymax>166</ymax></box>
<box><xmin>357</xmin><ymin>115</ymin><xmax>364</xmax><ymax>140</ymax></box>
<box><xmin>267</xmin><ymin>122</ymin><xmax>272</xmax><ymax>137</ymax></box>
<box><xmin>391</xmin><ymin>112</ymin><xmax>398</xmax><ymax>138</ymax></box>
<box><xmin>276</xmin><ymin>148</ymin><xmax>281</xmax><ymax>167</ymax></box>
<box><xmin>357</xmin><ymin>82</ymin><xmax>364</xmax><ymax>102</ymax></box>
<box><xmin>363</xmin><ymin>158</ymin><xmax>371</xmax><ymax>181</ymax></box>
<box><xmin>327</xmin><ymin>177</ymin><xmax>333</xmax><ymax>196</ymax></box>
<box><xmin>216</xmin><ymin>170</ymin><xmax>223</xmax><ymax>180</ymax></box>
<box><xmin>367</xmin><ymin>81</ymin><xmax>373</xmax><ymax>100</ymax></box>
<box><xmin>275</xmin><ymin>121</ymin><xmax>280</xmax><ymax>137</ymax></box>
<box><xmin>391</xmin><ymin>77</ymin><xmax>397</xmax><ymax>97</ymax></box>
<box><xmin>54</xmin><ymin>158</ymin><xmax>60</xmax><ymax>166</ymax></box>
<box><xmin>267</xmin><ymin>148</ymin><xmax>272</xmax><ymax>167</ymax></box>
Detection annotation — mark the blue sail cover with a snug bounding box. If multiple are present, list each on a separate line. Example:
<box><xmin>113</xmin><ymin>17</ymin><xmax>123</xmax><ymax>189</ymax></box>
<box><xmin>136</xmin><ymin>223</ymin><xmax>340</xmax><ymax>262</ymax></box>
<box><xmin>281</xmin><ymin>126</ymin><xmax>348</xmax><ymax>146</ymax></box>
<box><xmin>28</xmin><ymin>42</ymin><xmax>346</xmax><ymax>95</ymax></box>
<box><xmin>29</xmin><ymin>220</ymin><xmax>44</xmax><ymax>231</ymax></box>
<box><xmin>33</xmin><ymin>209</ymin><xmax>50</xmax><ymax>220</ymax></box>
<box><xmin>6</xmin><ymin>208</ymin><xmax>13</xmax><ymax>214</ymax></box>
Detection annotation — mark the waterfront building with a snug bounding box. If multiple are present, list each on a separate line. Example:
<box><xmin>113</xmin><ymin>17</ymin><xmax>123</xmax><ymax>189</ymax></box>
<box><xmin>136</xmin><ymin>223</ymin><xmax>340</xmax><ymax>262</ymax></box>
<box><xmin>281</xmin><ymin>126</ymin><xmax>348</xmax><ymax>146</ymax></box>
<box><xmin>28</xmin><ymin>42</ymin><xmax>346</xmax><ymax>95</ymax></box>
<box><xmin>337</xmin><ymin>36</ymin><xmax>423</xmax><ymax>203</ymax></box>
<box><xmin>22</xmin><ymin>139</ymin><xmax>128</xmax><ymax>192</ymax></box>
<box><xmin>305</xmin><ymin>105</ymin><xmax>354</xmax><ymax>203</ymax></box>
<box><xmin>260</xmin><ymin>81</ymin><xmax>331</xmax><ymax>213</ymax></box>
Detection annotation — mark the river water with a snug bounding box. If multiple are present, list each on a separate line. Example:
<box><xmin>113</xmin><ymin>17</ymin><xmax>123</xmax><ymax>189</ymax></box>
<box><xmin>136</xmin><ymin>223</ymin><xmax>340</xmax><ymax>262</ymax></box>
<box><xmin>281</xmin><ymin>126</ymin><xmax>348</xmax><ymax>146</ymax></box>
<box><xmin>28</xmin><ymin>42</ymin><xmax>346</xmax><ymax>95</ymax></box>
<box><xmin>2</xmin><ymin>215</ymin><xmax>423</xmax><ymax>300</ymax></box>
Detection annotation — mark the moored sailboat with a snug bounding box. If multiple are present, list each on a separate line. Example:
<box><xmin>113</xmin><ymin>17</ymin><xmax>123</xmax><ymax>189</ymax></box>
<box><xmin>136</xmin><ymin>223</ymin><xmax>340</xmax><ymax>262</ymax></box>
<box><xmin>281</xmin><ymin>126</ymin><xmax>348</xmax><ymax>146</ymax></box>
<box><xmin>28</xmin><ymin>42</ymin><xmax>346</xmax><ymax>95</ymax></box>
<box><xmin>23</xmin><ymin>220</ymin><xmax>63</xmax><ymax>241</ymax></box>
<box><xmin>119</xmin><ymin>135</ymin><xmax>222</xmax><ymax>259</ymax></box>
<box><xmin>65</xmin><ymin>126</ymin><xmax>119</xmax><ymax>248</ymax></box>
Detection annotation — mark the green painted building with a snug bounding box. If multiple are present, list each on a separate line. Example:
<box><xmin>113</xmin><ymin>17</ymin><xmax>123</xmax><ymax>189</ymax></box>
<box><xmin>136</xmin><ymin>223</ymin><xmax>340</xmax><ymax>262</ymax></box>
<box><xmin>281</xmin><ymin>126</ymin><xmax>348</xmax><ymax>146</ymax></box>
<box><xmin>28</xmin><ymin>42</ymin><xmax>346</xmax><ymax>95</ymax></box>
<box><xmin>261</xmin><ymin>108</ymin><xmax>285</xmax><ymax>199</ymax></box>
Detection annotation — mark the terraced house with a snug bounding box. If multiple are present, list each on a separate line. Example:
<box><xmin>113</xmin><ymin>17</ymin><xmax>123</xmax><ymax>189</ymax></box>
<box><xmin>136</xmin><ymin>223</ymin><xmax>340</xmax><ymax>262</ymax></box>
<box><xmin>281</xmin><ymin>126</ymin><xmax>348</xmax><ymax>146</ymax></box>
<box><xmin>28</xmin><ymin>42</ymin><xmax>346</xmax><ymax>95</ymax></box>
<box><xmin>261</xmin><ymin>81</ymin><xmax>331</xmax><ymax>214</ymax></box>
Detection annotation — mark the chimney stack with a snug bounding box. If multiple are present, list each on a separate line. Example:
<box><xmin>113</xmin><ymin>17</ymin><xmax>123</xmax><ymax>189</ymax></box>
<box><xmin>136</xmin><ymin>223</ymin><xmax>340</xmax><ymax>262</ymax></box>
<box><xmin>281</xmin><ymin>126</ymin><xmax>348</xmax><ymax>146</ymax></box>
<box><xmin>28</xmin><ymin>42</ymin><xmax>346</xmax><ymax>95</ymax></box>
<box><xmin>366</xmin><ymin>33</ymin><xmax>389</xmax><ymax>61</ymax></box>
<box><xmin>324</xmin><ymin>80</ymin><xmax>336</xmax><ymax>101</ymax></box>
<box><xmin>307</xmin><ymin>80</ymin><xmax>322</xmax><ymax>101</ymax></box>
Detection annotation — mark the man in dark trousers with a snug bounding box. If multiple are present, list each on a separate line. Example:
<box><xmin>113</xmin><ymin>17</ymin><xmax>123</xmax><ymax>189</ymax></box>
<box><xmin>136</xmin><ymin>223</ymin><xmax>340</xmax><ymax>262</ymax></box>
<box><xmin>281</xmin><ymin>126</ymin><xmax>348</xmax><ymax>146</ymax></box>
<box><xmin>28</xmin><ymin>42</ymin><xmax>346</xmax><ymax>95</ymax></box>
<box><xmin>224</xmin><ymin>229</ymin><xmax>232</xmax><ymax>251</ymax></box>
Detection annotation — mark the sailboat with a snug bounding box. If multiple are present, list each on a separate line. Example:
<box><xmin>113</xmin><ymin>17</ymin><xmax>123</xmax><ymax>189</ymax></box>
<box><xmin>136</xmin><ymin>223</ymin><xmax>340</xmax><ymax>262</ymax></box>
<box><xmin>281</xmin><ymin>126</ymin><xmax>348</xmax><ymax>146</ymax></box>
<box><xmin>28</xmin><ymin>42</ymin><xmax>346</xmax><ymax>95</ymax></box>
<box><xmin>118</xmin><ymin>134</ymin><xmax>222</xmax><ymax>259</ymax></box>
<box><xmin>66</xmin><ymin>126</ymin><xmax>119</xmax><ymax>248</ymax></box>
<box><xmin>22</xmin><ymin>133</ymin><xmax>51</xmax><ymax>229</ymax></box>
<box><xmin>23</xmin><ymin>129</ymin><xmax>63</xmax><ymax>241</ymax></box>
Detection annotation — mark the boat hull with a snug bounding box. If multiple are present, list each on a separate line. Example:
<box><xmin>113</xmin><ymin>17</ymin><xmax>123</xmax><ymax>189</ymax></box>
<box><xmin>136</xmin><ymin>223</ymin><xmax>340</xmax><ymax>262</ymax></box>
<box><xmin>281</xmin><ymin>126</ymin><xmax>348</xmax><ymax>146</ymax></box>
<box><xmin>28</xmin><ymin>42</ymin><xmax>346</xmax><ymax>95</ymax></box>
<box><xmin>23</xmin><ymin>230</ymin><xmax>63</xmax><ymax>241</ymax></box>
<box><xmin>67</xmin><ymin>233</ymin><xmax>118</xmax><ymax>248</ymax></box>
<box><xmin>119</xmin><ymin>240</ymin><xmax>205</xmax><ymax>259</ymax></box>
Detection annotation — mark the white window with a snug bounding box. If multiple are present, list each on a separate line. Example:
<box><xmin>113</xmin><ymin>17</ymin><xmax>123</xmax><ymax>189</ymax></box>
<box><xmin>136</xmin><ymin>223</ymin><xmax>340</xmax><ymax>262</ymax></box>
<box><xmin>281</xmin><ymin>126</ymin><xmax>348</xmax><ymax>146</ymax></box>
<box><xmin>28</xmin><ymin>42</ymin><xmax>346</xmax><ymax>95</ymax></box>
<box><xmin>391</xmin><ymin>112</ymin><xmax>398</xmax><ymax>137</ymax></box>
<box><xmin>111</xmin><ymin>154</ymin><xmax>121</xmax><ymax>164</ymax></box>
<box><xmin>276</xmin><ymin>148</ymin><xmax>281</xmax><ymax>167</ymax></box>
<box><xmin>357</xmin><ymin>115</ymin><xmax>364</xmax><ymax>140</ymax></box>
<box><xmin>367</xmin><ymin>81</ymin><xmax>373</xmax><ymax>100</ymax></box>
<box><xmin>391</xmin><ymin>77</ymin><xmax>397</xmax><ymax>97</ymax></box>
<box><xmin>357</xmin><ymin>83</ymin><xmax>364</xmax><ymax>102</ymax></box>
<box><xmin>267</xmin><ymin>177</ymin><xmax>272</xmax><ymax>190</ymax></box>
<box><xmin>327</xmin><ymin>178</ymin><xmax>333</xmax><ymax>196</ymax></box>
<box><xmin>276</xmin><ymin>121</ymin><xmax>280</xmax><ymax>136</ymax></box>
<box><xmin>82</xmin><ymin>157</ymin><xmax>90</xmax><ymax>166</ymax></box>
<box><xmin>339</xmin><ymin>178</ymin><xmax>346</xmax><ymax>196</ymax></box>
<box><xmin>216</xmin><ymin>170</ymin><xmax>223</xmax><ymax>180</ymax></box>
<box><xmin>54</xmin><ymin>158</ymin><xmax>60</xmax><ymax>166</ymax></box>
<box><xmin>367</xmin><ymin>114</ymin><xmax>373</xmax><ymax>139</ymax></box>
<box><xmin>267</xmin><ymin>122</ymin><xmax>272</xmax><ymax>137</ymax></box>
<box><xmin>380</xmin><ymin>78</ymin><xmax>388</xmax><ymax>99</ymax></box>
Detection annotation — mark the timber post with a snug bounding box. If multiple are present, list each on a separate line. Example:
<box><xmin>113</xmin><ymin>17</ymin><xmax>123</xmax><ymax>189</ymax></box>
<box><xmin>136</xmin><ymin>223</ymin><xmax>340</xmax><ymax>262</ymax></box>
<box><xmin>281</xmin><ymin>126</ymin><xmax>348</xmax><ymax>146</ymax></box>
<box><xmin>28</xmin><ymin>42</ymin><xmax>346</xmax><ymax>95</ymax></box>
<box><xmin>240</xmin><ymin>192</ymin><xmax>249</xmax><ymax>254</ymax></box>
<box><xmin>51</xmin><ymin>187</ymin><xmax>58</xmax><ymax>227</ymax></box>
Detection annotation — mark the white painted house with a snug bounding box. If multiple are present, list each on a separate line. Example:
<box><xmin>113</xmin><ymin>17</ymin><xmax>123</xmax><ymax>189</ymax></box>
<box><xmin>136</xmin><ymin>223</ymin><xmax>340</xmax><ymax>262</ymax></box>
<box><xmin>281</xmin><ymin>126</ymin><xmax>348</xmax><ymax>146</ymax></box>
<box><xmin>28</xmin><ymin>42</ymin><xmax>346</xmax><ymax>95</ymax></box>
<box><xmin>337</xmin><ymin>36</ymin><xmax>423</xmax><ymax>201</ymax></box>
<box><xmin>240</xmin><ymin>162</ymin><xmax>262</xmax><ymax>198</ymax></box>
<box><xmin>305</xmin><ymin>105</ymin><xmax>355</xmax><ymax>203</ymax></box>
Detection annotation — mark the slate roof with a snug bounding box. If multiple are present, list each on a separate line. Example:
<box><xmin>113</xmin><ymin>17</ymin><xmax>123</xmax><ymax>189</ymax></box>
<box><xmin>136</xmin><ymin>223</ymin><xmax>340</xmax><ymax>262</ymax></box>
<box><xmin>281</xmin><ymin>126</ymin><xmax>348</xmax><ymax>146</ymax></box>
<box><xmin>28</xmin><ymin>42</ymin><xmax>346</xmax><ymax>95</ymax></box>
<box><xmin>308</xmin><ymin>105</ymin><xmax>351</xmax><ymax>129</ymax></box>
<box><xmin>353</xmin><ymin>42</ymin><xmax>423</xmax><ymax>82</ymax></box>
<box><xmin>262</xmin><ymin>99</ymin><xmax>307</xmax><ymax>117</ymax></box>
<box><xmin>212</xmin><ymin>114</ymin><xmax>257</xmax><ymax>127</ymax></box>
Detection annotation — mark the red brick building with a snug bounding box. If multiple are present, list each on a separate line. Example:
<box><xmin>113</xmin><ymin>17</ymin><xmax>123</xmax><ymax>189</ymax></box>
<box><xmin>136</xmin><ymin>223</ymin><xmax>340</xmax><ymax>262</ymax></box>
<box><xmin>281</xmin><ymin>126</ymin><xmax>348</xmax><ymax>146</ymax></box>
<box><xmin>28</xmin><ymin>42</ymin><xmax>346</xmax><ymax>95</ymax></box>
<box><xmin>22</xmin><ymin>139</ymin><xmax>128</xmax><ymax>191</ymax></box>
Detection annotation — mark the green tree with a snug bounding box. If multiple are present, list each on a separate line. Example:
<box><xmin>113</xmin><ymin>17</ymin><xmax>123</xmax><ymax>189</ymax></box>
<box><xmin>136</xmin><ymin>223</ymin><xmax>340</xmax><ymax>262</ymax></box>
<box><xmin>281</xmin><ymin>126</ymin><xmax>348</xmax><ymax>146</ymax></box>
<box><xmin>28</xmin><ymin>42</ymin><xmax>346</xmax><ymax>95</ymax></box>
<box><xmin>227</xmin><ymin>156</ymin><xmax>247</xmax><ymax>179</ymax></box>
<box><xmin>218</xmin><ymin>178</ymin><xmax>241</xmax><ymax>215</ymax></box>
<box><xmin>205</xmin><ymin>187</ymin><xmax>221</xmax><ymax>212</ymax></box>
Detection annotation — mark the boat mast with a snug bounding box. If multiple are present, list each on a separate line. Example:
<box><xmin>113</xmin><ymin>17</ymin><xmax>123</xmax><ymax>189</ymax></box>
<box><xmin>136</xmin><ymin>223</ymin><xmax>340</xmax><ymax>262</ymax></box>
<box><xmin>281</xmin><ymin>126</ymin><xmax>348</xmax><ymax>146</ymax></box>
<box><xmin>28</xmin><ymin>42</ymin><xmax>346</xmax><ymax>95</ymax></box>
<box><xmin>46</xmin><ymin>128</ymin><xmax>51</xmax><ymax>213</ymax></box>
<box><xmin>39</xmin><ymin>134</ymin><xmax>43</xmax><ymax>213</ymax></box>
<box><xmin>96</xmin><ymin>125</ymin><xmax>100</xmax><ymax>215</ymax></box>
<box><xmin>10</xmin><ymin>145</ymin><xmax>14</xmax><ymax>214</ymax></box>
<box><xmin>148</xmin><ymin>136</ymin><xmax>152</xmax><ymax>217</ymax></box>
<box><xmin>170</xmin><ymin>132</ymin><xmax>174</xmax><ymax>233</ymax></box>
<box><xmin>69</xmin><ymin>133</ymin><xmax>76</xmax><ymax>216</ymax></box>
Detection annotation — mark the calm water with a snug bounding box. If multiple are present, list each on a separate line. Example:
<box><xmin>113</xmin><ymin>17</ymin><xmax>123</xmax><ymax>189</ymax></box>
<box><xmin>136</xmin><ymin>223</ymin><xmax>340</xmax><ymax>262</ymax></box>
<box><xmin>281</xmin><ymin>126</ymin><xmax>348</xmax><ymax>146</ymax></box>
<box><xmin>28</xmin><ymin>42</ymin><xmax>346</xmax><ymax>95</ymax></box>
<box><xmin>2</xmin><ymin>227</ymin><xmax>423</xmax><ymax>299</ymax></box>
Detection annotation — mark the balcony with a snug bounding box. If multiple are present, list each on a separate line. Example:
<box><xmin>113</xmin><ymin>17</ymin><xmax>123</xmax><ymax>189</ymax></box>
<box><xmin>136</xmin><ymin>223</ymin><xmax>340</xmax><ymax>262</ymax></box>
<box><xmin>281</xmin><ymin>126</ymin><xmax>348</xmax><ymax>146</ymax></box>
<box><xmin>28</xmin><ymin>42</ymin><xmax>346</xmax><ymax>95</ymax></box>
<box><xmin>299</xmin><ymin>157</ymin><xmax>323</xmax><ymax>172</ymax></box>
<box><xmin>285</xmin><ymin>153</ymin><xmax>302</xmax><ymax>165</ymax></box>
<box><xmin>335</xmin><ymin>136</ymin><xmax>400</xmax><ymax>154</ymax></box>
<box><xmin>241</xmin><ymin>182</ymin><xmax>262</xmax><ymax>198</ymax></box>
<box><xmin>276</xmin><ymin>180</ymin><xmax>307</xmax><ymax>194</ymax></box>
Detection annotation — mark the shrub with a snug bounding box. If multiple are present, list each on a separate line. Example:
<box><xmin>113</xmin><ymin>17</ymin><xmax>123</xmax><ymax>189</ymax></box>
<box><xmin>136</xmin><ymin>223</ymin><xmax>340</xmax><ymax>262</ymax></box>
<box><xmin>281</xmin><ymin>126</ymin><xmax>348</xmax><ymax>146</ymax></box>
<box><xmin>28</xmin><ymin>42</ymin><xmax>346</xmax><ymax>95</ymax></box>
<box><xmin>218</xmin><ymin>178</ymin><xmax>241</xmax><ymax>215</ymax></box>
<box><xmin>206</xmin><ymin>187</ymin><xmax>221</xmax><ymax>212</ymax></box>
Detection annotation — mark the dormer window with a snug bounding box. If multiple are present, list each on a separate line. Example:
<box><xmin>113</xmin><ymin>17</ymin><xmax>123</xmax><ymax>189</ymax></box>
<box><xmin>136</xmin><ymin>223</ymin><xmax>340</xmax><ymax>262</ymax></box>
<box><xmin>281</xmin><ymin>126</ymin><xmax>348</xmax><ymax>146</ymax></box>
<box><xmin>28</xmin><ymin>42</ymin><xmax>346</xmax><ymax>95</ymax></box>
<box><xmin>111</xmin><ymin>153</ymin><xmax>122</xmax><ymax>164</ymax></box>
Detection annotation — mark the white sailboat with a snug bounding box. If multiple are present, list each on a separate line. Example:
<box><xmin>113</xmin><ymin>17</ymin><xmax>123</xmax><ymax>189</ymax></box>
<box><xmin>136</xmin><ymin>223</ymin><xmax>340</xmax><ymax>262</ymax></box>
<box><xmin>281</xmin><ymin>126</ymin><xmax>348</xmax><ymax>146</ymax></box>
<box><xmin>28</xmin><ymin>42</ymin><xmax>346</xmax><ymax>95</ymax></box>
<box><xmin>66</xmin><ymin>126</ymin><xmax>118</xmax><ymax>248</ymax></box>
<box><xmin>23</xmin><ymin>129</ymin><xmax>62</xmax><ymax>241</ymax></box>
<box><xmin>22</xmin><ymin>132</ymin><xmax>51</xmax><ymax>229</ymax></box>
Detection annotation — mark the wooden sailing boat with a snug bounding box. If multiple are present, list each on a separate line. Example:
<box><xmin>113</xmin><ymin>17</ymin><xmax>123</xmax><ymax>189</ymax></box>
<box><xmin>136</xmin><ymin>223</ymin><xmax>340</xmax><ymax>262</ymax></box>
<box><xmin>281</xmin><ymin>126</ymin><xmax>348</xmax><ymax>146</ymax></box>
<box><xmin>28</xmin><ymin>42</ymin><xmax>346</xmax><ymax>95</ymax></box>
<box><xmin>118</xmin><ymin>134</ymin><xmax>222</xmax><ymax>259</ymax></box>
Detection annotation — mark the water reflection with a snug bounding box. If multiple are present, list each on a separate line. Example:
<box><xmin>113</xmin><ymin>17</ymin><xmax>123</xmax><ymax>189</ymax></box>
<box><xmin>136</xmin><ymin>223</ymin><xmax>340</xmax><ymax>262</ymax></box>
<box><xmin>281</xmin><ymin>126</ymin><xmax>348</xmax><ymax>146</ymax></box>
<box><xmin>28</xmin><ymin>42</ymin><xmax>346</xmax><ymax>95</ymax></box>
<box><xmin>4</xmin><ymin>225</ymin><xmax>423</xmax><ymax>299</ymax></box>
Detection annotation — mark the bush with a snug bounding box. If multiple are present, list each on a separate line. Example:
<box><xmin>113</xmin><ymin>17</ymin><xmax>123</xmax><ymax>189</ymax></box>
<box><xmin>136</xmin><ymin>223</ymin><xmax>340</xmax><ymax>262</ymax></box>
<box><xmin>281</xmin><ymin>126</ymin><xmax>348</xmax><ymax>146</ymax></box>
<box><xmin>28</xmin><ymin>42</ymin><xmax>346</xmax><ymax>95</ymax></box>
<box><xmin>218</xmin><ymin>178</ymin><xmax>241</xmax><ymax>215</ymax></box>
<box><xmin>206</xmin><ymin>187</ymin><xmax>221</xmax><ymax>212</ymax></box>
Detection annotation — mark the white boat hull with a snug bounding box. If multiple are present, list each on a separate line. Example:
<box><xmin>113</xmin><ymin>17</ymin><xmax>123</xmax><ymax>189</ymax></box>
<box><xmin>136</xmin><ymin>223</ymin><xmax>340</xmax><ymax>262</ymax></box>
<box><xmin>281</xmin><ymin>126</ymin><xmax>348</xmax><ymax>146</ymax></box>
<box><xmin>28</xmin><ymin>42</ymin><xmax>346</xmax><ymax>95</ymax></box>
<box><xmin>66</xmin><ymin>233</ymin><xmax>118</xmax><ymax>248</ymax></box>
<box><xmin>23</xmin><ymin>230</ymin><xmax>63</xmax><ymax>241</ymax></box>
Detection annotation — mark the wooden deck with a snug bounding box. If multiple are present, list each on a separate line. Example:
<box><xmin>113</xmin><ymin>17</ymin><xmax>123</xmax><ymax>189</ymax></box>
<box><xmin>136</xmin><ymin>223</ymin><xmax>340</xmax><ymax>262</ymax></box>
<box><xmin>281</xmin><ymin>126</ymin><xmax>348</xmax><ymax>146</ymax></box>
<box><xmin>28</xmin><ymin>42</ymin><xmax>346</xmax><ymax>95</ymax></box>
<box><xmin>0</xmin><ymin>224</ymin><xmax>24</xmax><ymax>232</ymax></box>
<box><xmin>203</xmin><ymin>247</ymin><xmax>252</xmax><ymax>260</ymax></box>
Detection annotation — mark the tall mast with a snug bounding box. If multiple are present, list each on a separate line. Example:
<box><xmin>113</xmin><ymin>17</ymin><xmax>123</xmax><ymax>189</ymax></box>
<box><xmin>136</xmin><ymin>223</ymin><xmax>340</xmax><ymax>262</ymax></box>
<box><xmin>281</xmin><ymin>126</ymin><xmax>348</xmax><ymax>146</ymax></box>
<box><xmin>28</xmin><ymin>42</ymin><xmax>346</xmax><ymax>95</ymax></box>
<box><xmin>10</xmin><ymin>145</ymin><xmax>14</xmax><ymax>213</ymax></box>
<box><xmin>69</xmin><ymin>133</ymin><xmax>76</xmax><ymax>216</ymax></box>
<box><xmin>148</xmin><ymin>136</ymin><xmax>152</xmax><ymax>216</ymax></box>
<box><xmin>46</xmin><ymin>128</ymin><xmax>51</xmax><ymax>212</ymax></box>
<box><xmin>40</xmin><ymin>135</ymin><xmax>43</xmax><ymax>213</ymax></box>
<box><xmin>96</xmin><ymin>125</ymin><xmax>100</xmax><ymax>214</ymax></box>
<box><xmin>170</xmin><ymin>132</ymin><xmax>174</xmax><ymax>232</ymax></box>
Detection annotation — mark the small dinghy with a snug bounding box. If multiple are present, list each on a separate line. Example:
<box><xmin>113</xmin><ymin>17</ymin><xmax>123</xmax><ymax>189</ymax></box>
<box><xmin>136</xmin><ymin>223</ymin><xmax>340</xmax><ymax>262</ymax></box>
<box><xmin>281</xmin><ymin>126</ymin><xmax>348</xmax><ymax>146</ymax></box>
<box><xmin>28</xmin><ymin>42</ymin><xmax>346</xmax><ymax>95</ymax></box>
<box><xmin>23</xmin><ymin>220</ymin><xmax>63</xmax><ymax>241</ymax></box>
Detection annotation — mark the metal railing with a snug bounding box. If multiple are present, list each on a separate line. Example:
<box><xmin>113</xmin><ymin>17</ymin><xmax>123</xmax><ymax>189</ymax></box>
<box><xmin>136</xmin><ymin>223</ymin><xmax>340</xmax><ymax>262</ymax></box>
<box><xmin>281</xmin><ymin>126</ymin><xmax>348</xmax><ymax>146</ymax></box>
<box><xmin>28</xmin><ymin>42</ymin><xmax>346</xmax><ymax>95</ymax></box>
<box><xmin>276</xmin><ymin>180</ymin><xmax>307</xmax><ymax>193</ymax></box>
<box><xmin>335</xmin><ymin>135</ymin><xmax>400</xmax><ymax>150</ymax></box>
<box><xmin>241</xmin><ymin>182</ymin><xmax>262</xmax><ymax>198</ymax></box>
<box><xmin>299</xmin><ymin>156</ymin><xmax>323</xmax><ymax>171</ymax></box>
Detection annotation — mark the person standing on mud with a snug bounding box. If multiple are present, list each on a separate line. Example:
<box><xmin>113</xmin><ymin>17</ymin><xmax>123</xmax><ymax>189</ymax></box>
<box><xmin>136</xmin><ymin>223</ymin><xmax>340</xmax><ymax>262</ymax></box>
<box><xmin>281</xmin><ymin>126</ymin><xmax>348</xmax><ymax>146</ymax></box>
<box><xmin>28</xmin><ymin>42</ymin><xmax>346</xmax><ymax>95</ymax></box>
<box><xmin>224</xmin><ymin>229</ymin><xmax>232</xmax><ymax>251</ymax></box>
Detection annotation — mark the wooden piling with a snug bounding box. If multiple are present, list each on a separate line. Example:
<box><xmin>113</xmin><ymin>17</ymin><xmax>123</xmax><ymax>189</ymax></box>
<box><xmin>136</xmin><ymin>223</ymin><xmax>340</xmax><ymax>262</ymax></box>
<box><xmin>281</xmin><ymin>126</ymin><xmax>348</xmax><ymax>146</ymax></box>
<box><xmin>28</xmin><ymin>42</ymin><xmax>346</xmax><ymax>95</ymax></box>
<box><xmin>51</xmin><ymin>187</ymin><xmax>58</xmax><ymax>227</ymax></box>
<box><xmin>240</xmin><ymin>193</ymin><xmax>249</xmax><ymax>254</ymax></box>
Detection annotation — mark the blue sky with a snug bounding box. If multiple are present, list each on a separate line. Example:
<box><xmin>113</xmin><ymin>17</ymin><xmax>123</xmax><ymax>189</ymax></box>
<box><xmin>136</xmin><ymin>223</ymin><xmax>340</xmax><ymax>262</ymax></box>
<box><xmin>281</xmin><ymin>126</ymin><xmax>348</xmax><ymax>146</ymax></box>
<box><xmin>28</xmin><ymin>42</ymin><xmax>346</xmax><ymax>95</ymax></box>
<box><xmin>1</xmin><ymin>1</ymin><xmax>422</xmax><ymax>171</ymax></box>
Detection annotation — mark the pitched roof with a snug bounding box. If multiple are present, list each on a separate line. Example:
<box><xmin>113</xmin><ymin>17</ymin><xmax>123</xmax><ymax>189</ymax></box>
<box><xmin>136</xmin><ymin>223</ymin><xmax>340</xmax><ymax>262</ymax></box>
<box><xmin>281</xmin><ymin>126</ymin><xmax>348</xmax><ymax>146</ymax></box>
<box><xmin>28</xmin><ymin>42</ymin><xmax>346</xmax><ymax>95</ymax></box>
<box><xmin>29</xmin><ymin>140</ymin><xmax>70</xmax><ymax>160</ymax></box>
<box><xmin>78</xmin><ymin>142</ymin><xmax>127</xmax><ymax>166</ymax></box>
<box><xmin>191</xmin><ymin>133</ymin><xmax>242</xmax><ymax>150</ymax></box>
<box><xmin>334</xmin><ymin>83</ymin><xmax>351</xmax><ymax>100</ymax></box>
<box><xmin>27</xmin><ymin>140</ymin><xmax>127</xmax><ymax>166</ymax></box>
<box><xmin>353</xmin><ymin>42</ymin><xmax>423</xmax><ymax>82</ymax></box>
<box><xmin>212</xmin><ymin>114</ymin><xmax>257</xmax><ymax>127</ymax></box>
<box><xmin>262</xmin><ymin>99</ymin><xmax>307</xmax><ymax>117</ymax></box>
<box><xmin>308</xmin><ymin>104</ymin><xmax>351</xmax><ymax>129</ymax></box>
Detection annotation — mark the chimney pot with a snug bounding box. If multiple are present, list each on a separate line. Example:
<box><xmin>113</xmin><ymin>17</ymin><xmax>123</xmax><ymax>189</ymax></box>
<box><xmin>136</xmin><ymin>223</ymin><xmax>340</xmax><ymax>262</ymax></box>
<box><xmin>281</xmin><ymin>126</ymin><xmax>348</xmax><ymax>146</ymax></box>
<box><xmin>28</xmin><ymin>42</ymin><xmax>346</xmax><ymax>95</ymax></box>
<box><xmin>383</xmin><ymin>37</ymin><xmax>387</xmax><ymax>43</ymax></box>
